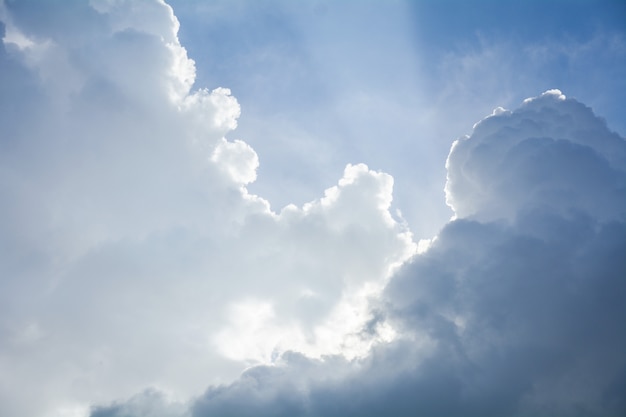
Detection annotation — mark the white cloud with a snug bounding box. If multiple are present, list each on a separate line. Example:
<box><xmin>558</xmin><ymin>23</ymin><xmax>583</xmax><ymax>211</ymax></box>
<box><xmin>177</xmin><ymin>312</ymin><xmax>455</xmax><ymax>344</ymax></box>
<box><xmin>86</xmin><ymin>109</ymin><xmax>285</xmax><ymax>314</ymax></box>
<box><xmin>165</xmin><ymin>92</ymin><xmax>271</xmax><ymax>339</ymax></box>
<box><xmin>445</xmin><ymin>89</ymin><xmax>626</xmax><ymax>223</ymax></box>
<box><xmin>211</xmin><ymin>138</ymin><xmax>259</xmax><ymax>185</ymax></box>
<box><xmin>0</xmin><ymin>1</ymin><xmax>415</xmax><ymax>416</ymax></box>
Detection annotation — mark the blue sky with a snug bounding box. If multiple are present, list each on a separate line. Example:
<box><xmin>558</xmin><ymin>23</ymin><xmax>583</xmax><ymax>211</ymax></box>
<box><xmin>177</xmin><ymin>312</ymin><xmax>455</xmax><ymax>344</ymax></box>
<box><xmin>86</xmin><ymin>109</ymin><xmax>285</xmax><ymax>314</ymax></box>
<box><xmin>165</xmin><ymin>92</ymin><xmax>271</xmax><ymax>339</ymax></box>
<box><xmin>169</xmin><ymin>0</ymin><xmax>626</xmax><ymax>236</ymax></box>
<box><xmin>0</xmin><ymin>1</ymin><xmax>625</xmax><ymax>416</ymax></box>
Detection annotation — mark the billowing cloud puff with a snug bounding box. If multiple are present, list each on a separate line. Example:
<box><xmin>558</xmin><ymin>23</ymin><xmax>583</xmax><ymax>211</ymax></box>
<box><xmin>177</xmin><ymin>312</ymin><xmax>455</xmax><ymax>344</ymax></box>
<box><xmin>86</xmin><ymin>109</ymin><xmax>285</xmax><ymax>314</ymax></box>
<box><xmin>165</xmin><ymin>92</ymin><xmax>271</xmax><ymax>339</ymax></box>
<box><xmin>211</xmin><ymin>138</ymin><xmax>259</xmax><ymax>185</ymax></box>
<box><xmin>445</xmin><ymin>89</ymin><xmax>626</xmax><ymax>222</ymax></box>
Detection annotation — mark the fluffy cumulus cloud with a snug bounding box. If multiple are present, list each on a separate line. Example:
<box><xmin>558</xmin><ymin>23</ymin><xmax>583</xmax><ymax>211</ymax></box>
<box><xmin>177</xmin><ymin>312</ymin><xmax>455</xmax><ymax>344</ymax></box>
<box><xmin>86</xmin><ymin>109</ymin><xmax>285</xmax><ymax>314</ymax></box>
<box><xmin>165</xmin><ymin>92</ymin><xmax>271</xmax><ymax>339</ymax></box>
<box><xmin>0</xmin><ymin>1</ymin><xmax>413</xmax><ymax>416</ymax></box>
<box><xmin>1</xmin><ymin>2</ymin><xmax>625</xmax><ymax>417</ymax></box>
<box><xmin>445</xmin><ymin>89</ymin><xmax>626</xmax><ymax>223</ymax></box>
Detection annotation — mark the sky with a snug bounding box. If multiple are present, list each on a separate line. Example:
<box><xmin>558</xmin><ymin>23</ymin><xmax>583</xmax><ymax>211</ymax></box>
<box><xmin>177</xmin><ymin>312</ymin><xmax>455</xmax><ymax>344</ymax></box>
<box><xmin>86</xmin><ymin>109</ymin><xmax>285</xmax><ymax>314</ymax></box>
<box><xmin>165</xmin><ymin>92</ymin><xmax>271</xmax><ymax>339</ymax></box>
<box><xmin>0</xmin><ymin>1</ymin><xmax>624</xmax><ymax>417</ymax></box>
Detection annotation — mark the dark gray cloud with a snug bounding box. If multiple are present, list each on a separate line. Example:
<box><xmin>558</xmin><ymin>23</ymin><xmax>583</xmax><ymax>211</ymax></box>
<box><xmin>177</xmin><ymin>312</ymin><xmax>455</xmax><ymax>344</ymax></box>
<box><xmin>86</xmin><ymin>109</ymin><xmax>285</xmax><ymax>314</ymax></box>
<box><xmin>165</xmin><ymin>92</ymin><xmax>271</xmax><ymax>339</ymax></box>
<box><xmin>182</xmin><ymin>217</ymin><xmax>624</xmax><ymax>417</ymax></box>
<box><xmin>382</xmin><ymin>217</ymin><xmax>626</xmax><ymax>416</ymax></box>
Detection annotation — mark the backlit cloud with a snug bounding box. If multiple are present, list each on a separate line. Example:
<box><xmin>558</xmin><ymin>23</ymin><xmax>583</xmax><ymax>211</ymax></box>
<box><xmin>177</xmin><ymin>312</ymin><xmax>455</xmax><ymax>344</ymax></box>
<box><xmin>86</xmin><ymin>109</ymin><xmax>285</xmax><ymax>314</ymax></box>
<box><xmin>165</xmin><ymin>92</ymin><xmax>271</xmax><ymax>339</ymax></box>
<box><xmin>182</xmin><ymin>90</ymin><xmax>626</xmax><ymax>417</ymax></box>
<box><xmin>0</xmin><ymin>1</ymin><xmax>624</xmax><ymax>417</ymax></box>
<box><xmin>0</xmin><ymin>1</ymin><xmax>414</xmax><ymax>415</ymax></box>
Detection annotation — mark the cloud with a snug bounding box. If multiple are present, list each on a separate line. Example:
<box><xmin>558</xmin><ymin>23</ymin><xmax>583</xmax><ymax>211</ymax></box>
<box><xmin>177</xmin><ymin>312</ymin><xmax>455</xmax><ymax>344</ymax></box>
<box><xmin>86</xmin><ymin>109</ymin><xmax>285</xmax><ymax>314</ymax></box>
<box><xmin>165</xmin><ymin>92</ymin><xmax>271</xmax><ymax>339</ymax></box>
<box><xmin>150</xmin><ymin>91</ymin><xmax>625</xmax><ymax>417</ymax></box>
<box><xmin>90</xmin><ymin>389</ymin><xmax>189</xmax><ymax>417</ymax></box>
<box><xmin>211</xmin><ymin>137</ymin><xmax>258</xmax><ymax>185</ymax></box>
<box><xmin>445</xmin><ymin>89</ymin><xmax>626</xmax><ymax>223</ymax></box>
<box><xmin>383</xmin><ymin>218</ymin><xmax>626</xmax><ymax>416</ymax></box>
<box><xmin>1</xmin><ymin>1</ymin><xmax>624</xmax><ymax>417</ymax></box>
<box><xmin>0</xmin><ymin>1</ymin><xmax>414</xmax><ymax>416</ymax></box>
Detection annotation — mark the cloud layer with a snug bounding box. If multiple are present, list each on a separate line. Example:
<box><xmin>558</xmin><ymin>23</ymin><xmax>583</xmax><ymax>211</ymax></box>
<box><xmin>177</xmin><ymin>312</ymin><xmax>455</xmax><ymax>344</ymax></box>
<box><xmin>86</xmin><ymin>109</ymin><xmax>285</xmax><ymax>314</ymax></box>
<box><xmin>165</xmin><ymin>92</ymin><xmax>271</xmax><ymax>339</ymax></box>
<box><xmin>1</xmin><ymin>1</ymin><xmax>624</xmax><ymax>417</ymax></box>
<box><xmin>164</xmin><ymin>90</ymin><xmax>625</xmax><ymax>417</ymax></box>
